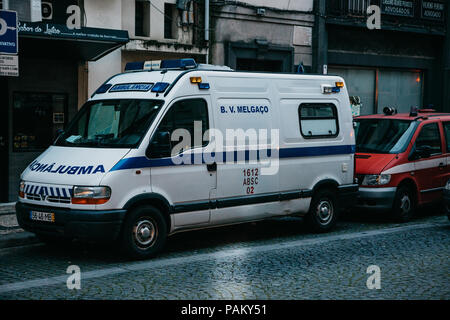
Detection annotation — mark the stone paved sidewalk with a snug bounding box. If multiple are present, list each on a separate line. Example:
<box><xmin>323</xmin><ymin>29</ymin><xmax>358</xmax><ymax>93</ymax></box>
<box><xmin>0</xmin><ymin>202</ymin><xmax>38</xmax><ymax>248</ymax></box>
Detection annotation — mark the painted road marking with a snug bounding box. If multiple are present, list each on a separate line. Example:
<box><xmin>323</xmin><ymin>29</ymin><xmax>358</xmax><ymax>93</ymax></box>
<box><xmin>0</xmin><ymin>222</ymin><xmax>446</xmax><ymax>294</ymax></box>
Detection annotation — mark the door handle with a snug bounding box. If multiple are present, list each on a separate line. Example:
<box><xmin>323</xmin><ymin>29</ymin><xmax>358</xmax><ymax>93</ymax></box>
<box><xmin>439</xmin><ymin>162</ymin><xmax>446</xmax><ymax>169</ymax></box>
<box><xmin>207</xmin><ymin>162</ymin><xmax>217</xmax><ymax>172</ymax></box>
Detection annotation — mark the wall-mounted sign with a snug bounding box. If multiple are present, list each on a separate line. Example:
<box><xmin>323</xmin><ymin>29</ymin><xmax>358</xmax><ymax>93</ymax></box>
<box><xmin>0</xmin><ymin>54</ymin><xmax>19</xmax><ymax>77</ymax></box>
<box><xmin>0</xmin><ymin>10</ymin><xmax>18</xmax><ymax>54</ymax></box>
<box><xmin>17</xmin><ymin>21</ymin><xmax>129</xmax><ymax>42</ymax></box>
<box><xmin>422</xmin><ymin>1</ymin><xmax>445</xmax><ymax>21</ymax></box>
<box><xmin>381</xmin><ymin>0</ymin><xmax>415</xmax><ymax>17</ymax></box>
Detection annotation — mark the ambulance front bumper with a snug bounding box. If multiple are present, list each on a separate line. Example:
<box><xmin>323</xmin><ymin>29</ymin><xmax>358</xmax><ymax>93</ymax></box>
<box><xmin>354</xmin><ymin>187</ymin><xmax>397</xmax><ymax>211</ymax></box>
<box><xmin>16</xmin><ymin>202</ymin><xmax>126</xmax><ymax>241</ymax></box>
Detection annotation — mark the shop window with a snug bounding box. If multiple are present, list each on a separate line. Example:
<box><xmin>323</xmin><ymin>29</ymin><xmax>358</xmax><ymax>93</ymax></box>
<box><xmin>299</xmin><ymin>103</ymin><xmax>339</xmax><ymax>138</ymax></box>
<box><xmin>415</xmin><ymin>123</ymin><xmax>441</xmax><ymax>156</ymax></box>
<box><xmin>135</xmin><ymin>0</ymin><xmax>150</xmax><ymax>37</ymax></box>
<box><xmin>164</xmin><ymin>3</ymin><xmax>176</xmax><ymax>39</ymax></box>
<box><xmin>12</xmin><ymin>92</ymin><xmax>67</xmax><ymax>152</ymax></box>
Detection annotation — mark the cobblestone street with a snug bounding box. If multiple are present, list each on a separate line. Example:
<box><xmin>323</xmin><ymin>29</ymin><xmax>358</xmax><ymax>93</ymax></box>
<box><xmin>0</xmin><ymin>211</ymin><xmax>449</xmax><ymax>300</ymax></box>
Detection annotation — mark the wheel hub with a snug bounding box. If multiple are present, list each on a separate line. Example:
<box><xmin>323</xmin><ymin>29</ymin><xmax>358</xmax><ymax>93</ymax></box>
<box><xmin>133</xmin><ymin>219</ymin><xmax>156</xmax><ymax>248</ymax></box>
<box><xmin>317</xmin><ymin>200</ymin><xmax>333</xmax><ymax>224</ymax></box>
<box><xmin>400</xmin><ymin>195</ymin><xmax>411</xmax><ymax>213</ymax></box>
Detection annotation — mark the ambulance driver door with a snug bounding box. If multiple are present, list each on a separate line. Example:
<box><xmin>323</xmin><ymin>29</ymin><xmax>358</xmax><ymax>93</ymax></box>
<box><xmin>148</xmin><ymin>97</ymin><xmax>216</xmax><ymax>227</ymax></box>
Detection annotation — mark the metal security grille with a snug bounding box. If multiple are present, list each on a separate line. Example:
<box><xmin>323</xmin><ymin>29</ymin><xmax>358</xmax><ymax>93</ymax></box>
<box><xmin>347</xmin><ymin>0</ymin><xmax>372</xmax><ymax>15</ymax></box>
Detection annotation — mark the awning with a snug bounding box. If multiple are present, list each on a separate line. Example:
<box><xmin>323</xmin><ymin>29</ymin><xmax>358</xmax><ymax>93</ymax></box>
<box><xmin>17</xmin><ymin>21</ymin><xmax>129</xmax><ymax>61</ymax></box>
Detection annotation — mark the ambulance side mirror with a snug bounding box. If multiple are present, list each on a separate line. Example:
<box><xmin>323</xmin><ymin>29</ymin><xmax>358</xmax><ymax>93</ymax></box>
<box><xmin>146</xmin><ymin>131</ymin><xmax>171</xmax><ymax>159</ymax></box>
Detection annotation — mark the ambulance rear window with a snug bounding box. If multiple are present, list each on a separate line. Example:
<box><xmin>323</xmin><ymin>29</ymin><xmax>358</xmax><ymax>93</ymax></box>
<box><xmin>298</xmin><ymin>103</ymin><xmax>338</xmax><ymax>138</ymax></box>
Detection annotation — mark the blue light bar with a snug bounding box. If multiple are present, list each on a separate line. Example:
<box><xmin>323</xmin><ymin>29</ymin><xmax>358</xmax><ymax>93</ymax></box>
<box><xmin>151</xmin><ymin>82</ymin><xmax>170</xmax><ymax>93</ymax></box>
<box><xmin>332</xmin><ymin>87</ymin><xmax>340</xmax><ymax>93</ymax></box>
<box><xmin>95</xmin><ymin>83</ymin><xmax>112</xmax><ymax>94</ymax></box>
<box><xmin>160</xmin><ymin>58</ymin><xmax>197</xmax><ymax>69</ymax></box>
<box><xmin>198</xmin><ymin>83</ymin><xmax>210</xmax><ymax>90</ymax></box>
<box><xmin>124</xmin><ymin>61</ymin><xmax>145</xmax><ymax>71</ymax></box>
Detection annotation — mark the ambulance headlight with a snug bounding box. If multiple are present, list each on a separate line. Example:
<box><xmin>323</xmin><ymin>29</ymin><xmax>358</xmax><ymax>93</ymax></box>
<box><xmin>19</xmin><ymin>181</ymin><xmax>25</xmax><ymax>198</ymax></box>
<box><xmin>72</xmin><ymin>186</ymin><xmax>111</xmax><ymax>205</ymax></box>
<box><xmin>361</xmin><ymin>174</ymin><xmax>391</xmax><ymax>186</ymax></box>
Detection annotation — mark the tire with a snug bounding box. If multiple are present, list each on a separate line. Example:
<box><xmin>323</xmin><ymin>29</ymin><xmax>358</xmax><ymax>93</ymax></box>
<box><xmin>392</xmin><ymin>185</ymin><xmax>415</xmax><ymax>222</ymax></box>
<box><xmin>121</xmin><ymin>205</ymin><xmax>167</xmax><ymax>259</ymax></box>
<box><xmin>306</xmin><ymin>189</ymin><xmax>338</xmax><ymax>233</ymax></box>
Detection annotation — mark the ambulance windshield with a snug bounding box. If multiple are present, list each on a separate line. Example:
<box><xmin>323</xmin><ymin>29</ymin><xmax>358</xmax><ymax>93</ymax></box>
<box><xmin>354</xmin><ymin>119</ymin><xmax>418</xmax><ymax>154</ymax></box>
<box><xmin>55</xmin><ymin>99</ymin><xmax>164</xmax><ymax>148</ymax></box>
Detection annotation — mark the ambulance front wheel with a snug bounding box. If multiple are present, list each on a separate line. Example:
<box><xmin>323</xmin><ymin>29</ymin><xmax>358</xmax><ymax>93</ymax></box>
<box><xmin>306</xmin><ymin>188</ymin><xmax>338</xmax><ymax>233</ymax></box>
<box><xmin>121</xmin><ymin>205</ymin><xmax>167</xmax><ymax>259</ymax></box>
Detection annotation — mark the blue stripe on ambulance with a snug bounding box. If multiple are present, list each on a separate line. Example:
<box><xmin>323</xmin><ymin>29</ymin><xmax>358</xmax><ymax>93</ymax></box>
<box><xmin>110</xmin><ymin>145</ymin><xmax>356</xmax><ymax>171</ymax></box>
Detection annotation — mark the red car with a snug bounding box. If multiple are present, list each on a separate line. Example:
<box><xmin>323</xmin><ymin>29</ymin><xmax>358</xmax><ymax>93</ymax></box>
<box><xmin>354</xmin><ymin>108</ymin><xmax>450</xmax><ymax>221</ymax></box>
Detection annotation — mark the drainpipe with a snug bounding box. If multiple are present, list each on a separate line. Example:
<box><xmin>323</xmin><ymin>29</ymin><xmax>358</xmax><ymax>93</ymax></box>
<box><xmin>205</xmin><ymin>0</ymin><xmax>209</xmax><ymax>64</ymax></box>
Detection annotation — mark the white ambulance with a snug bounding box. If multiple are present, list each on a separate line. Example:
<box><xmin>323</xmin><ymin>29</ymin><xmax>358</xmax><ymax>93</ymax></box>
<box><xmin>16</xmin><ymin>59</ymin><xmax>358</xmax><ymax>259</ymax></box>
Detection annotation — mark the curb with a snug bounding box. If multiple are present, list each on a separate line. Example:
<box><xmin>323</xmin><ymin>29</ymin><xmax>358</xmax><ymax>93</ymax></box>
<box><xmin>0</xmin><ymin>202</ymin><xmax>16</xmax><ymax>216</ymax></box>
<box><xmin>0</xmin><ymin>232</ymin><xmax>39</xmax><ymax>249</ymax></box>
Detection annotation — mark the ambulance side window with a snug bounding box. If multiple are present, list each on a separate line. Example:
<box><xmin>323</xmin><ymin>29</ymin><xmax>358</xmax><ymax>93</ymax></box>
<box><xmin>298</xmin><ymin>103</ymin><xmax>338</xmax><ymax>138</ymax></box>
<box><xmin>415</xmin><ymin>123</ymin><xmax>441</xmax><ymax>156</ymax></box>
<box><xmin>150</xmin><ymin>98</ymin><xmax>209</xmax><ymax>158</ymax></box>
<box><xmin>444</xmin><ymin>122</ymin><xmax>450</xmax><ymax>153</ymax></box>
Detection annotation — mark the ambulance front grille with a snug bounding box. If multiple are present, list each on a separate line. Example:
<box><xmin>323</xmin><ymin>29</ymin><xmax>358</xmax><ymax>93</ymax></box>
<box><xmin>25</xmin><ymin>193</ymin><xmax>71</xmax><ymax>204</ymax></box>
<box><xmin>25</xmin><ymin>194</ymin><xmax>41</xmax><ymax>201</ymax></box>
<box><xmin>47</xmin><ymin>196</ymin><xmax>71</xmax><ymax>204</ymax></box>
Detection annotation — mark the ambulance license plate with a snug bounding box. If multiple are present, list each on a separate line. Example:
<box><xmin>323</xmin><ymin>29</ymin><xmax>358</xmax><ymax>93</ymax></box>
<box><xmin>30</xmin><ymin>211</ymin><xmax>55</xmax><ymax>223</ymax></box>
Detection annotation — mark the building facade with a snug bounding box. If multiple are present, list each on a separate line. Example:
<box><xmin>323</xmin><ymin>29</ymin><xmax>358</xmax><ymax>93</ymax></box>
<box><xmin>210</xmin><ymin>0</ymin><xmax>314</xmax><ymax>72</ymax></box>
<box><xmin>88</xmin><ymin>0</ymin><xmax>208</xmax><ymax>97</ymax></box>
<box><xmin>1</xmin><ymin>0</ymin><xmax>449</xmax><ymax>203</ymax></box>
<box><xmin>0</xmin><ymin>0</ymin><xmax>209</xmax><ymax>203</ymax></box>
<box><xmin>0</xmin><ymin>0</ymin><xmax>130</xmax><ymax>202</ymax></box>
<box><xmin>314</xmin><ymin>0</ymin><xmax>449</xmax><ymax>115</ymax></box>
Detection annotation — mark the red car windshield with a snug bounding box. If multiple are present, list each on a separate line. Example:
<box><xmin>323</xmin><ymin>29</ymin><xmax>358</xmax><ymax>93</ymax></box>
<box><xmin>354</xmin><ymin>119</ymin><xmax>418</xmax><ymax>154</ymax></box>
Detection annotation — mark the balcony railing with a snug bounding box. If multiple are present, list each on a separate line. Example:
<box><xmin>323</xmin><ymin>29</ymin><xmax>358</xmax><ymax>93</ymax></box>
<box><xmin>330</xmin><ymin>0</ymin><xmax>373</xmax><ymax>16</ymax></box>
<box><xmin>327</xmin><ymin>0</ymin><xmax>446</xmax><ymax>26</ymax></box>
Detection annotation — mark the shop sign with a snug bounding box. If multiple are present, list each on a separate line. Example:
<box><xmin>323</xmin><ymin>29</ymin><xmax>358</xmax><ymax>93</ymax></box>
<box><xmin>17</xmin><ymin>21</ymin><xmax>129</xmax><ymax>42</ymax></box>
<box><xmin>0</xmin><ymin>10</ymin><xmax>18</xmax><ymax>54</ymax></box>
<box><xmin>421</xmin><ymin>1</ymin><xmax>445</xmax><ymax>21</ymax></box>
<box><xmin>0</xmin><ymin>54</ymin><xmax>18</xmax><ymax>77</ymax></box>
<box><xmin>381</xmin><ymin>0</ymin><xmax>415</xmax><ymax>17</ymax></box>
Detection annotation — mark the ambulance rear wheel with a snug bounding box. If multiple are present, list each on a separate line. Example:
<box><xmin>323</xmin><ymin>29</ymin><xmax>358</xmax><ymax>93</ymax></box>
<box><xmin>121</xmin><ymin>205</ymin><xmax>167</xmax><ymax>259</ymax></box>
<box><xmin>306</xmin><ymin>189</ymin><xmax>338</xmax><ymax>233</ymax></box>
<box><xmin>392</xmin><ymin>185</ymin><xmax>415</xmax><ymax>222</ymax></box>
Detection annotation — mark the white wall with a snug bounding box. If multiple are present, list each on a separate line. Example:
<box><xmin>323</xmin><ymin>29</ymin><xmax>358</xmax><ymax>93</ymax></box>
<box><xmin>87</xmin><ymin>49</ymin><xmax>122</xmax><ymax>97</ymax></box>
<box><xmin>83</xmin><ymin>0</ymin><xmax>123</xmax><ymax>96</ymax></box>
<box><xmin>84</xmin><ymin>0</ymin><xmax>122</xmax><ymax>29</ymax></box>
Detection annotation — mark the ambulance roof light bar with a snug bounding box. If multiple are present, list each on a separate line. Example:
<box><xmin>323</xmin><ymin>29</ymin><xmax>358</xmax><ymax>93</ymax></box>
<box><xmin>124</xmin><ymin>58</ymin><xmax>198</xmax><ymax>72</ymax></box>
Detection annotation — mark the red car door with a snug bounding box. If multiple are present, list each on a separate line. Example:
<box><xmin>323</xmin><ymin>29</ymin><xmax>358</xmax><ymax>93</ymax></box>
<box><xmin>412</xmin><ymin>122</ymin><xmax>447</xmax><ymax>204</ymax></box>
